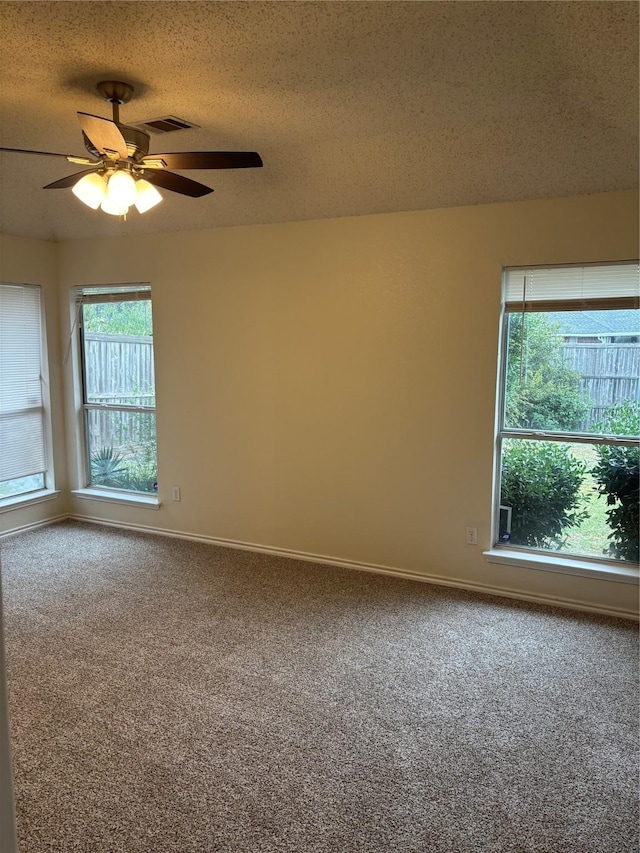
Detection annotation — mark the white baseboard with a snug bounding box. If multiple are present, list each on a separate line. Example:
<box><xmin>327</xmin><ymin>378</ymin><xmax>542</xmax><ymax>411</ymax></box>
<box><xmin>68</xmin><ymin>512</ymin><xmax>639</xmax><ymax>622</ymax></box>
<box><xmin>0</xmin><ymin>513</ymin><xmax>69</xmax><ymax>540</ymax></box>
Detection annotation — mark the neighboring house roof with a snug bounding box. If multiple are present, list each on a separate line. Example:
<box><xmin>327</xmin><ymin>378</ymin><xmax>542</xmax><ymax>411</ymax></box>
<box><xmin>547</xmin><ymin>310</ymin><xmax>640</xmax><ymax>337</ymax></box>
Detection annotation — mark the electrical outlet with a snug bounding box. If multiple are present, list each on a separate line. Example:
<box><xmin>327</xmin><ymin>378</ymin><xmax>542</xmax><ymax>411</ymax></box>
<box><xmin>172</xmin><ymin>486</ymin><xmax>181</xmax><ymax>502</ymax></box>
<box><xmin>466</xmin><ymin>527</ymin><xmax>478</xmax><ymax>545</ymax></box>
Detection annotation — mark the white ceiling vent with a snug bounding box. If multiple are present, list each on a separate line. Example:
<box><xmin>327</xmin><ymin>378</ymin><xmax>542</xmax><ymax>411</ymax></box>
<box><xmin>133</xmin><ymin>116</ymin><xmax>200</xmax><ymax>134</ymax></box>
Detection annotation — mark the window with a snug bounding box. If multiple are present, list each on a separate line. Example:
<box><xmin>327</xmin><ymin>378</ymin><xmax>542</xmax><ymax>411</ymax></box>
<box><xmin>494</xmin><ymin>262</ymin><xmax>639</xmax><ymax>565</ymax></box>
<box><xmin>76</xmin><ymin>286</ymin><xmax>157</xmax><ymax>495</ymax></box>
<box><xmin>0</xmin><ymin>283</ymin><xmax>50</xmax><ymax>500</ymax></box>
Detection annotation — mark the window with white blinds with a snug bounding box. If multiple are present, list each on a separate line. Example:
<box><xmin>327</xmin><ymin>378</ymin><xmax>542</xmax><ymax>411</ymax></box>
<box><xmin>0</xmin><ymin>284</ymin><xmax>47</xmax><ymax>485</ymax></box>
<box><xmin>494</xmin><ymin>260</ymin><xmax>640</xmax><ymax>566</ymax></box>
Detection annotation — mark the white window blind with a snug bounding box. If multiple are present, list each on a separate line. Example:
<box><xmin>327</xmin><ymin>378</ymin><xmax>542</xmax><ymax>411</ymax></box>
<box><xmin>76</xmin><ymin>283</ymin><xmax>150</xmax><ymax>303</ymax></box>
<box><xmin>0</xmin><ymin>284</ymin><xmax>46</xmax><ymax>482</ymax></box>
<box><xmin>504</xmin><ymin>262</ymin><xmax>640</xmax><ymax>312</ymax></box>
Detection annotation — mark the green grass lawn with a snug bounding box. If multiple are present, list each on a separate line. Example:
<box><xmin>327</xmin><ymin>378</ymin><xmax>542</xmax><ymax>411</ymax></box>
<box><xmin>562</xmin><ymin>444</ymin><xmax>614</xmax><ymax>560</ymax></box>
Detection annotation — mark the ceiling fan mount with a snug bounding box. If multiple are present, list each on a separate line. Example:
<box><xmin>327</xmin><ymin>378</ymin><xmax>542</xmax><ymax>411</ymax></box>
<box><xmin>0</xmin><ymin>78</ymin><xmax>263</xmax><ymax>216</ymax></box>
<box><xmin>96</xmin><ymin>80</ymin><xmax>134</xmax><ymax>107</ymax></box>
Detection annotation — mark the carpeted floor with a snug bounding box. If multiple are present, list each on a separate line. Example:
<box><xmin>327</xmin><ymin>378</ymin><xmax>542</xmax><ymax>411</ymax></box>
<box><xmin>1</xmin><ymin>520</ymin><xmax>638</xmax><ymax>853</ymax></box>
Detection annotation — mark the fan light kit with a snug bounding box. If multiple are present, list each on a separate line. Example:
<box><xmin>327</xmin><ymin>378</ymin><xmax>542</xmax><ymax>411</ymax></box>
<box><xmin>73</xmin><ymin>170</ymin><xmax>163</xmax><ymax>216</ymax></box>
<box><xmin>0</xmin><ymin>80</ymin><xmax>263</xmax><ymax>218</ymax></box>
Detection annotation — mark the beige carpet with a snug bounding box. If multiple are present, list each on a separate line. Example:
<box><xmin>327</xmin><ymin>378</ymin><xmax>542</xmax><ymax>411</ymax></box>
<box><xmin>1</xmin><ymin>520</ymin><xmax>638</xmax><ymax>853</ymax></box>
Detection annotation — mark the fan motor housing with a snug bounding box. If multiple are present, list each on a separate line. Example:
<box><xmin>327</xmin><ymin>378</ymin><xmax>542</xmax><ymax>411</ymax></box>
<box><xmin>83</xmin><ymin>124</ymin><xmax>151</xmax><ymax>161</ymax></box>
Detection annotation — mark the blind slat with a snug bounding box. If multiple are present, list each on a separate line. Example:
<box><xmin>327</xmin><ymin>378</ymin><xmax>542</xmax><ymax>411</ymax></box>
<box><xmin>0</xmin><ymin>411</ymin><xmax>46</xmax><ymax>481</ymax></box>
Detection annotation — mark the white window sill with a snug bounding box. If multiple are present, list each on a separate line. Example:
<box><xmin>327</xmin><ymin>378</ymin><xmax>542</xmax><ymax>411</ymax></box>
<box><xmin>484</xmin><ymin>547</ymin><xmax>639</xmax><ymax>585</ymax></box>
<box><xmin>0</xmin><ymin>489</ymin><xmax>61</xmax><ymax>513</ymax></box>
<box><xmin>71</xmin><ymin>488</ymin><xmax>160</xmax><ymax>510</ymax></box>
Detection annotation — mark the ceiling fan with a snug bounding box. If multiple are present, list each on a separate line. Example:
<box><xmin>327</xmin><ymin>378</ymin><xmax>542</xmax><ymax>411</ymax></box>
<box><xmin>0</xmin><ymin>80</ymin><xmax>263</xmax><ymax>217</ymax></box>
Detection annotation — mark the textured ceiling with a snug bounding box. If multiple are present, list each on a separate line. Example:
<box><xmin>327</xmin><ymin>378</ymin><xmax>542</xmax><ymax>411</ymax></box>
<box><xmin>0</xmin><ymin>1</ymin><xmax>638</xmax><ymax>242</ymax></box>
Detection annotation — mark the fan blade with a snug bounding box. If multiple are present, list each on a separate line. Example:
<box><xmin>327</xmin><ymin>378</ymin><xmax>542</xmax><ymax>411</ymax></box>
<box><xmin>0</xmin><ymin>146</ymin><xmax>97</xmax><ymax>165</ymax></box>
<box><xmin>142</xmin><ymin>151</ymin><xmax>263</xmax><ymax>170</ymax></box>
<box><xmin>77</xmin><ymin>112</ymin><xmax>128</xmax><ymax>159</ymax></box>
<box><xmin>43</xmin><ymin>168</ymin><xmax>101</xmax><ymax>190</ymax></box>
<box><xmin>142</xmin><ymin>169</ymin><xmax>213</xmax><ymax>197</ymax></box>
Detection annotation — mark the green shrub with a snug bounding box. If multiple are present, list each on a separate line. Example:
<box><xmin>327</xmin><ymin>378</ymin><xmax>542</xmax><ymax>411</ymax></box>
<box><xmin>592</xmin><ymin>402</ymin><xmax>639</xmax><ymax>563</ymax></box>
<box><xmin>501</xmin><ymin>440</ymin><xmax>589</xmax><ymax>549</ymax></box>
<box><xmin>505</xmin><ymin>314</ymin><xmax>591</xmax><ymax>431</ymax></box>
<box><xmin>112</xmin><ymin>410</ymin><xmax>158</xmax><ymax>494</ymax></box>
<box><xmin>511</xmin><ymin>381</ymin><xmax>591</xmax><ymax>433</ymax></box>
<box><xmin>90</xmin><ymin>447</ymin><xmax>127</xmax><ymax>487</ymax></box>
<box><xmin>90</xmin><ymin>444</ymin><xmax>157</xmax><ymax>494</ymax></box>
<box><xmin>121</xmin><ymin>453</ymin><xmax>158</xmax><ymax>493</ymax></box>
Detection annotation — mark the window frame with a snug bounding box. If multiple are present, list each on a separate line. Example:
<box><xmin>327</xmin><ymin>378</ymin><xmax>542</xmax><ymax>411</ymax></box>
<box><xmin>491</xmin><ymin>260</ymin><xmax>640</xmax><ymax>569</ymax></box>
<box><xmin>74</xmin><ymin>285</ymin><xmax>158</xmax><ymax>500</ymax></box>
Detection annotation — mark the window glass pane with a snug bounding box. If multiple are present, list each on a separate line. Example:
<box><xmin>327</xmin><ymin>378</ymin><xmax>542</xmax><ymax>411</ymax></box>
<box><xmin>87</xmin><ymin>409</ymin><xmax>157</xmax><ymax>494</ymax></box>
<box><xmin>504</xmin><ymin>309</ymin><xmax>639</xmax><ymax>434</ymax></box>
<box><xmin>0</xmin><ymin>473</ymin><xmax>45</xmax><ymax>499</ymax></box>
<box><xmin>499</xmin><ymin>438</ymin><xmax>639</xmax><ymax>563</ymax></box>
<box><xmin>82</xmin><ymin>301</ymin><xmax>155</xmax><ymax>406</ymax></box>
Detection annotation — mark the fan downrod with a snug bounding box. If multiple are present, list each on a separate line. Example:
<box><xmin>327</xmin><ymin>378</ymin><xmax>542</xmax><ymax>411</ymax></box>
<box><xmin>97</xmin><ymin>80</ymin><xmax>134</xmax><ymax>123</ymax></box>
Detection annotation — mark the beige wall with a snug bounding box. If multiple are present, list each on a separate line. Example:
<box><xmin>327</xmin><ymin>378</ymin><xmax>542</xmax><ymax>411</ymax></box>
<box><xmin>0</xmin><ymin>234</ymin><xmax>68</xmax><ymax>533</ymax></box>
<box><xmin>2</xmin><ymin>190</ymin><xmax>639</xmax><ymax>614</ymax></box>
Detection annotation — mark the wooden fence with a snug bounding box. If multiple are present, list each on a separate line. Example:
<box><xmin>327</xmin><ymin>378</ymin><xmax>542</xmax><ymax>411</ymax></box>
<box><xmin>85</xmin><ymin>332</ymin><xmax>155</xmax><ymax>404</ymax></box>
<box><xmin>561</xmin><ymin>343</ymin><xmax>639</xmax><ymax>427</ymax></box>
<box><xmin>85</xmin><ymin>333</ymin><xmax>155</xmax><ymax>451</ymax></box>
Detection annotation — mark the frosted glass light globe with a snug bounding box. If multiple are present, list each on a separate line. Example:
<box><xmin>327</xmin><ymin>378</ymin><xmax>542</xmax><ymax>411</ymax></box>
<box><xmin>134</xmin><ymin>179</ymin><xmax>163</xmax><ymax>213</ymax></box>
<box><xmin>72</xmin><ymin>172</ymin><xmax>107</xmax><ymax>209</ymax></box>
<box><xmin>106</xmin><ymin>170</ymin><xmax>137</xmax><ymax>208</ymax></box>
